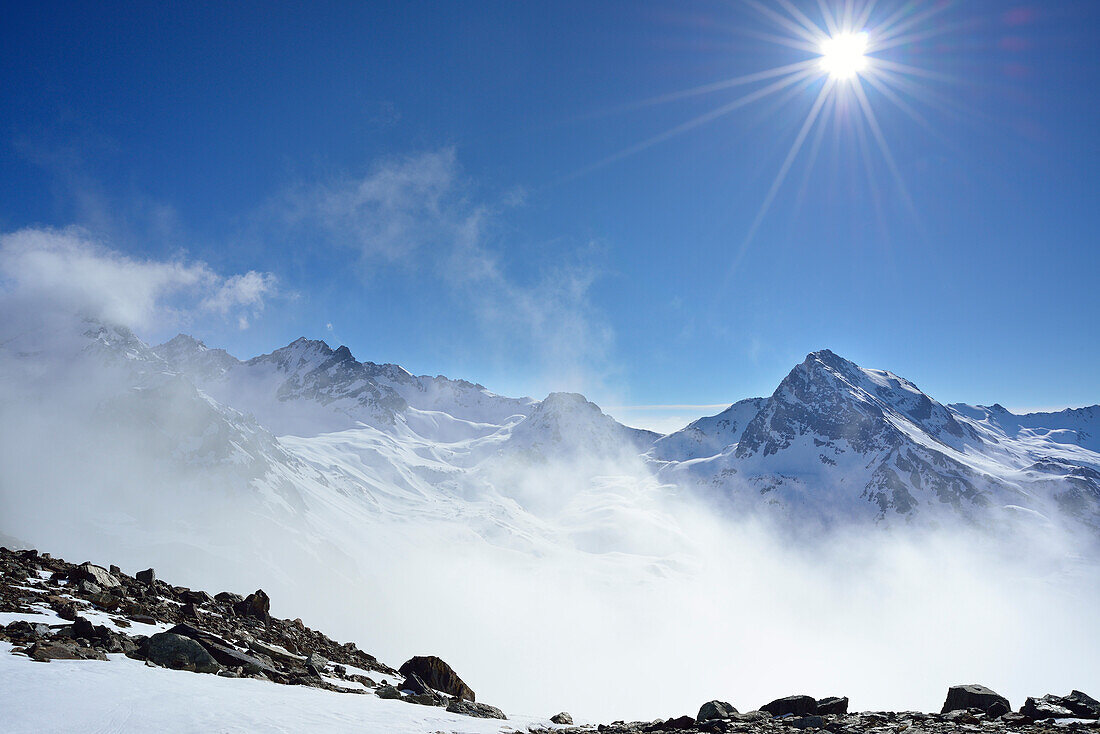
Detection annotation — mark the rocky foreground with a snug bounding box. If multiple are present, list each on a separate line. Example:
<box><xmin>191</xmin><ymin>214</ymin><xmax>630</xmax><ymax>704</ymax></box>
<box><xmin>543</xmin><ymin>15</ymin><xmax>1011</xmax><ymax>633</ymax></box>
<box><xmin>2</xmin><ymin>545</ymin><xmax>1099</xmax><ymax>733</ymax></box>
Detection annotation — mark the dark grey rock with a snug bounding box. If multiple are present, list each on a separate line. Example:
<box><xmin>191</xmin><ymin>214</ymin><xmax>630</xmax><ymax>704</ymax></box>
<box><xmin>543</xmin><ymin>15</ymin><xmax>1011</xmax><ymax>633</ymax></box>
<box><xmin>815</xmin><ymin>696</ymin><xmax>848</xmax><ymax>715</ymax></box>
<box><xmin>1021</xmin><ymin>696</ymin><xmax>1075</xmax><ymax>719</ymax></box>
<box><xmin>788</xmin><ymin>715</ymin><xmax>824</xmax><ymax>729</ymax></box>
<box><xmin>447</xmin><ymin>699</ymin><xmax>507</xmax><ymax>719</ymax></box>
<box><xmin>135</xmin><ymin>568</ymin><xmax>156</xmax><ymax>586</ymax></box>
<box><xmin>550</xmin><ymin>711</ymin><xmax>573</xmax><ymax>725</ymax></box>
<box><xmin>398</xmin><ymin>655</ymin><xmax>475</xmax><ymax>701</ymax></box>
<box><xmin>141</xmin><ymin>633</ymin><xmax>220</xmax><ymax>674</ymax></box>
<box><xmin>26</xmin><ymin>640</ymin><xmax>107</xmax><ymax>662</ymax></box>
<box><xmin>698</xmin><ymin>700</ymin><xmax>738</xmax><ymax>722</ymax></box>
<box><xmin>376</xmin><ymin>684</ymin><xmax>402</xmax><ymax>700</ymax></box>
<box><xmin>762</xmin><ymin>696</ymin><xmax>818</xmax><ymax>717</ymax></box>
<box><xmin>941</xmin><ymin>684</ymin><xmax>1010</xmax><ymax>714</ymax></box>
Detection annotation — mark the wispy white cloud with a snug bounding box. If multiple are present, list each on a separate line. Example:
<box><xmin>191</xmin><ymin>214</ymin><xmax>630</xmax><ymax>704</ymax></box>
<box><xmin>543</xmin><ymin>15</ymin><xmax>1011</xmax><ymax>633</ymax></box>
<box><xmin>0</xmin><ymin>227</ymin><xmax>277</xmax><ymax>331</ymax></box>
<box><xmin>280</xmin><ymin>148</ymin><xmax>617</xmax><ymax>397</ymax></box>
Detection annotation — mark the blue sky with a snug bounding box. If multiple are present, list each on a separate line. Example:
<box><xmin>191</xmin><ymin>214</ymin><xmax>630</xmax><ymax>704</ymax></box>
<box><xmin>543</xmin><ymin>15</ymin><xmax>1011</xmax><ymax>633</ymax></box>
<box><xmin>1</xmin><ymin>1</ymin><xmax>1097</xmax><ymax>431</ymax></box>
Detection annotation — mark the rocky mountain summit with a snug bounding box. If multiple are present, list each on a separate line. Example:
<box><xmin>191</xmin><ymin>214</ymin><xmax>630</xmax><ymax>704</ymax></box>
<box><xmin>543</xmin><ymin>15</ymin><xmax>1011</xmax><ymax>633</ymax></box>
<box><xmin>4</xmin><ymin>545</ymin><xmax>1099</xmax><ymax>733</ymax></box>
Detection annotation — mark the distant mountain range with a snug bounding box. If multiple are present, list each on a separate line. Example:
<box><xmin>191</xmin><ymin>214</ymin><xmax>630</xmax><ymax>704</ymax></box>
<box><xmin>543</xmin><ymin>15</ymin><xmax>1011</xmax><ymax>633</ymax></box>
<box><xmin>2</xmin><ymin>320</ymin><xmax>1098</xmax><ymax>584</ymax></box>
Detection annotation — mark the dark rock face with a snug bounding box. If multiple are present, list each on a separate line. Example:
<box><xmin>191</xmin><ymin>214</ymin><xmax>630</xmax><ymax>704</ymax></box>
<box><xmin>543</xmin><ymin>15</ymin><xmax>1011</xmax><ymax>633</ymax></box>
<box><xmin>646</xmin><ymin>715</ymin><xmax>696</xmax><ymax>731</ymax></box>
<box><xmin>942</xmin><ymin>684</ymin><xmax>1010</xmax><ymax>714</ymax></box>
<box><xmin>398</xmin><ymin>655</ymin><xmax>475</xmax><ymax>701</ymax></box>
<box><xmin>698</xmin><ymin>700</ymin><xmax>738</xmax><ymax>722</ymax></box>
<box><xmin>141</xmin><ymin>633</ymin><xmax>221</xmax><ymax>674</ymax></box>
<box><xmin>986</xmin><ymin>700</ymin><xmax>1011</xmax><ymax>718</ymax></box>
<box><xmin>1021</xmin><ymin>692</ymin><xmax>1100</xmax><ymax>720</ymax></box>
<box><xmin>550</xmin><ymin>711</ymin><xmax>574</xmax><ymax>725</ymax></box>
<box><xmin>816</xmin><ymin>697</ymin><xmax>849</xmax><ymax>715</ymax></box>
<box><xmin>789</xmin><ymin>715</ymin><xmax>825</xmax><ymax>729</ymax></box>
<box><xmin>233</xmin><ymin>589</ymin><xmax>271</xmax><ymax>621</ymax></box>
<box><xmin>446</xmin><ymin>699</ymin><xmax>507</xmax><ymax>719</ymax></box>
<box><xmin>761</xmin><ymin>695</ymin><xmax>818</xmax><ymax>717</ymax></box>
<box><xmin>135</xmin><ymin>568</ymin><xmax>156</xmax><ymax>586</ymax></box>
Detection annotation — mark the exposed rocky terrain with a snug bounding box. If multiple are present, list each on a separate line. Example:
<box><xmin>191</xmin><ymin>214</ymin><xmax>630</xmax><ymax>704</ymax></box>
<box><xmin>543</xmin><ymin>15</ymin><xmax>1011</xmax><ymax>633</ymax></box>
<box><xmin>4</xmin><ymin>545</ymin><xmax>1100</xmax><ymax>732</ymax></box>
<box><xmin>0</xmin><ymin>545</ymin><xmax>508</xmax><ymax>721</ymax></box>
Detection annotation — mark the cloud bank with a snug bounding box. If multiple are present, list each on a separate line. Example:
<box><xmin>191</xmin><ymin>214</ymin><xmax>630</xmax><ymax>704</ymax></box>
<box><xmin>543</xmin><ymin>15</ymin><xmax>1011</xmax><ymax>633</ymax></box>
<box><xmin>0</xmin><ymin>227</ymin><xmax>277</xmax><ymax>332</ymax></box>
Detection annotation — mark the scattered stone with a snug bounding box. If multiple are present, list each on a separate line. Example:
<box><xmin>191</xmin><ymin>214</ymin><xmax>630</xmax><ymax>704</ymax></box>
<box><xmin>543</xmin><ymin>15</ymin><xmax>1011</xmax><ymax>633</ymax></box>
<box><xmin>699</xmin><ymin>700</ymin><xmax>739</xmax><ymax>722</ymax></box>
<box><xmin>305</xmin><ymin>651</ymin><xmax>330</xmax><ymax>675</ymax></box>
<box><xmin>550</xmin><ymin>711</ymin><xmax>574</xmax><ymax>725</ymax></box>
<box><xmin>1021</xmin><ymin>696</ymin><xmax>1075</xmax><ymax>720</ymax></box>
<box><xmin>816</xmin><ymin>697</ymin><xmax>849</xmax><ymax>715</ymax></box>
<box><xmin>70</xmin><ymin>563</ymin><xmax>121</xmax><ymax>589</ymax></box>
<box><xmin>788</xmin><ymin>715</ymin><xmax>824</xmax><ymax>729</ymax></box>
<box><xmin>376</xmin><ymin>685</ymin><xmax>402</xmax><ymax>699</ymax></box>
<box><xmin>26</xmin><ymin>640</ymin><xmax>107</xmax><ymax>662</ymax></box>
<box><xmin>762</xmin><ymin>696</ymin><xmax>818</xmax><ymax>717</ymax></box>
<box><xmin>447</xmin><ymin>699</ymin><xmax>507</xmax><ymax>719</ymax></box>
<box><xmin>398</xmin><ymin>655</ymin><xmax>475</xmax><ymax>701</ymax></box>
<box><xmin>941</xmin><ymin>684</ymin><xmax>1010</xmax><ymax>715</ymax></box>
<box><xmin>181</xmin><ymin>590</ymin><xmax>214</xmax><ymax>606</ymax></box>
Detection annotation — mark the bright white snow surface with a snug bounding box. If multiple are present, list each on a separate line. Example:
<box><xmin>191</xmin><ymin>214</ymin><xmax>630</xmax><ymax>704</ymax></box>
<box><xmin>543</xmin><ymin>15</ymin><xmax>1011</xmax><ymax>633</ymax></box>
<box><xmin>0</xmin><ymin>643</ymin><xmax>557</xmax><ymax>734</ymax></box>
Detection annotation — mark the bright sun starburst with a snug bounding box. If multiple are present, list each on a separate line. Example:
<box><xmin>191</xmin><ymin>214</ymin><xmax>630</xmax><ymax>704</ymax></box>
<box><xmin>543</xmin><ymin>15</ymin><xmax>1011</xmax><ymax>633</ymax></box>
<box><xmin>819</xmin><ymin>31</ymin><xmax>869</xmax><ymax>80</ymax></box>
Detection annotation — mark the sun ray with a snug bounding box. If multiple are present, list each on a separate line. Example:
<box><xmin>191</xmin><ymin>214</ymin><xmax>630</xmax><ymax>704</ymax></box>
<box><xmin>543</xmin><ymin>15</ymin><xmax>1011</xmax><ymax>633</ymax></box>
<box><xmin>739</xmin><ymin>78</ymin><xmax>835</xmax><ymax>255</ymax></box>
<box><xmin>853</xmin><ymin>0</ymin><xmax>880</xmax><ymax>32</ymax></box>
<box><xmin>565</xmin><ymin>67</ymin><xmax>819</xmax><ymax>180</ymax></box>
<box><xmin>851</xmin><ymin>76</ymin><xmax>916</xmax><ymax>217</ymax></box>
<box><xmin>774</xmin><ymin>0</ymin><xmax>830</xmax><ymax>40</ymax></box>
<box><xmin>871</xmin><ymin>58</ymin><xmax>958</xmax><ymax>84</ymax></box>
<box><xmin>871</xmin><ymin>2</ymin><xmax>952</xmax><ymax>47</ymax></box>
<box><xmin>815</xmin><ymin>0</ymin><xmax>841</xmax><ymax>38</ymax></box>
<box><xmin>744</xmin><ymin>0</ymin><xmax>823</xmax><ymax>45</ymax></box>
<box><xmin>742</xmin><ymin>29</ymin><xmax>824</xmax><ymax>54</ymax></box>
<box><xmin>627</xmin><ymin>59</ymin><xmax>820</xmax><ymax>110</ymax></box>
<box><xmin>860</xmin><ymin>71</ymin><xmax>936</xmax><ymax>135</ymax></box>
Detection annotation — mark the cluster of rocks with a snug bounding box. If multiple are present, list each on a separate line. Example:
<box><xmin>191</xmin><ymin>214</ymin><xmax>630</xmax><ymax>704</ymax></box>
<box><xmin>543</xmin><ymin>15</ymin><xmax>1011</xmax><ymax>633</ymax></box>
<box><xmin>0</xmin><ymin>546</ymin><xmax>505</xmax><ymax>720</ymax></box>
<box><xmin>534</xmin><ymin>686</ymin><xmax>1100</xmax><ymax>734</ymax></box>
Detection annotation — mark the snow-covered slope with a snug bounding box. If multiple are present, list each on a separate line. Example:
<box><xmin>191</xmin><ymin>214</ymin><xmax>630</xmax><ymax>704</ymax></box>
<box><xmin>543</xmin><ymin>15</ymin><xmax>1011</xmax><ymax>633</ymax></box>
<box><xmin>657</xmin><ymin>350</ymin><xmax>1100</xmax><ymax>529</ymax></box>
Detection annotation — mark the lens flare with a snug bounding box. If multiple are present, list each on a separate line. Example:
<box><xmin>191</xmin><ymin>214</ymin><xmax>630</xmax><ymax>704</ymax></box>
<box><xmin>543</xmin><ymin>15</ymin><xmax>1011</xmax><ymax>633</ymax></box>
<box><xmin>819</xmin><ymin>31</ymin><xmax>869</xmax><ymax>80</ymax></box>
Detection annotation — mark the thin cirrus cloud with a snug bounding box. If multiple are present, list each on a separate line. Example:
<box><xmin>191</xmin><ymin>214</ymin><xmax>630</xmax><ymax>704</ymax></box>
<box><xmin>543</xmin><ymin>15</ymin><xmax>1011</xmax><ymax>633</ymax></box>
<box><xmin>0</xmin><ymin>226</ymin><xmax>278</xmax><ymax>332</ymax></box>
<box><xmin>275</xmin><ymin>148</ymin><xmax>618</xmax><ymax>398</ymax></box>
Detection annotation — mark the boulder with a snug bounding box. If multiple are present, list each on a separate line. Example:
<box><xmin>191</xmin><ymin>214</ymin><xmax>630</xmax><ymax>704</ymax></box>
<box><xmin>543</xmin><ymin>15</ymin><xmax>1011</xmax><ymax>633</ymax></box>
<box><xmin>550</xmin><ymin>712</ymin><xmax>574</xmax><ymax>725</ymax></box>
<box><xmin>398</xmin><ymin>655</ymin><xmax>476</xmax><ymax>701</ymax></box>
<box><xmin>1021</xmin><ymin>696</ymin><xmax>1075</xmax><ymax>720</ymax></box>
<box><xmin>215</xmin><ymin>591</ymin><xmax>243</xmax><ymax>605</ymax></box>
<box><xmin>135</xmin><ymin>568</ymin><xmax>156</xmax><ymax>586</ymax></box>
<box><xmin>180</xmin><ymin>603</ymin><xmax>201</xmax><ymax>619</ymax></box>
<box><xmin>400</xmin><ymin>672</ymin><xmax>433</xmax><ymax>695</ymax></box>
<box><xmin>406</xmin><ymin>692</ymin><xmax>446</xmax><ymax>707</ymax></box>
<box><xmin>1064</xmin><ymin>690</ymin><xmax>1100</xmax><ymax>719</ymax></box>
<box><xmin>376</xmin><ymin>685</ymin><xmax>402</xmax><ymax>700</ymax></box>
<box><xmin>986</xmin><ymin>700</ymin><xmax>1011</xmax><ymax>718</ymax></box>
<box><xmin>141</xmin><ymin>633</ymin><xmax>220</xmax><ymax>674</ymax></box>
<box><xmin>26</xmin><ymin>640</ymin><xmax>107</xmax><ymax>662</ymax></box>
<box><xmin>305</xmin><ymin>651</ymin><xmax>330</xmax><ymax>676</ymax></box>
<box><xmin>4</xmin><ymin>620</ymin><xmax>51</xmax><ymax>642</ymax></box>
<box><xmin>941</xmin><ymin>684</ymin><xmax>1010</xmax><ymax>714</ymax></box>
<box><xmin>109</xmin><ymin>565</ymin><xmax>122</xmax><ymax>576</ymax></box>
<box><xmin>816</xmin><ymin>697</ymin><xmax>848</xmax><ymax>715</ymax></box>
<box><xmin>762</xmin><ymin>695</ymin><xmax>818</xmax><ymax>717</ymax></box>
<box><xmin>647</xmin><ymin>715</ymin><xmax>696</xmax><ymax>731</ymax></box>
<box><xmin>165</xmin><ymin>624</ymin><xmax>277</xmax><ymax>677</ymax></box>
<box><xmin>447</xmin><ymin>699</ymin><xmax>507</xmax><ymax>719</ymax></box>
<box><xmin>233</xmin><ymin>589</ymin><xmax>271</xmax><ymax>621</ymax></box>
<box><xmin>698</xmin><ymin>700</ymin><xmax>738</xmax><ymax>722</ymax></box>
<box><xmin>70</xmin><ymin>563</ymin><xmax>121</xmax><ymax>589</ymax></box>
<box><xmin>180</xmin><ymin>590</ymin><xmax>214</xmax><ymax>606</ymax></box>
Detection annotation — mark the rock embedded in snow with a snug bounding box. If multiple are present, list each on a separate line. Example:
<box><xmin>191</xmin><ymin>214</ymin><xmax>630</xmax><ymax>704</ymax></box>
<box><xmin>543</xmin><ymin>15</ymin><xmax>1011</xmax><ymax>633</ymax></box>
<box><xmin>446</xmin><ymin>699</ymin><xmax>507</xmax><ymax>719</ymax></box>
<box><xmin>141</xmin><ymin>632</ymin><xmax>221</xmax><ymax>674</ymax></box>
<box><xmin>550</xmin><ymin>711</ymin><xmax>574</xmax><ymax>724</ymax></box>
<box><xmin>397</xmin><ymin>655</ymin><xmax>475</xmax><ymax>701</ymax></box>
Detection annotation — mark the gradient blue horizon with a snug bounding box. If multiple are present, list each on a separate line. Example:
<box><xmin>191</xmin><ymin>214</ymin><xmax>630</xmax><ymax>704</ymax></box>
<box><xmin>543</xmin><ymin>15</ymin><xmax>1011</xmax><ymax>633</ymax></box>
<box><xmin>1</xmin><ymin>1</ymin><xmax>1097</xmax><ymax>431</ymax></box>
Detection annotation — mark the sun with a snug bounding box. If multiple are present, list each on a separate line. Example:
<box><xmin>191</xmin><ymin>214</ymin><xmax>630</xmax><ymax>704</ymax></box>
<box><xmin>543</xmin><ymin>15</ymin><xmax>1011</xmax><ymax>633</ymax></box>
<box><xmin>819</xmin><ymin>31</ymin><xmax>869</xmax><ymax>80</ymax></box>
